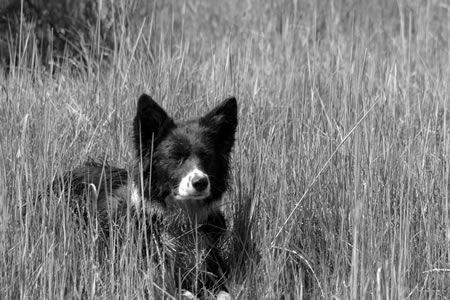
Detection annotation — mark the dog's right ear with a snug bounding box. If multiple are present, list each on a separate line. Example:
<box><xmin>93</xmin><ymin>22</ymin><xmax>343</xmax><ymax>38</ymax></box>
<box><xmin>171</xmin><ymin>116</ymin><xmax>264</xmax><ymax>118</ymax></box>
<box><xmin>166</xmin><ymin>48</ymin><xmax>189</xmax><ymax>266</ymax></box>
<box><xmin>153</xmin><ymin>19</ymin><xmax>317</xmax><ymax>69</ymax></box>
<box><xmin>133</xmin><ymin>94</ymin><xmax>174</xmax><ymax>153</ymax></box>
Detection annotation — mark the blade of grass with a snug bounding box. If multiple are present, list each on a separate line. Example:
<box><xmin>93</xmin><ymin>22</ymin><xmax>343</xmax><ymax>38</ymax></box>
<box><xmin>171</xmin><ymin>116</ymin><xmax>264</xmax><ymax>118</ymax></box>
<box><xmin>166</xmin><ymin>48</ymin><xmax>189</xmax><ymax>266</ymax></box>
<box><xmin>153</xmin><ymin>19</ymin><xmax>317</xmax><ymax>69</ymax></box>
<box><xmin>271</xmin><ymin>95</ymin><xmax>382</xmax><ymax>246</ymax></box>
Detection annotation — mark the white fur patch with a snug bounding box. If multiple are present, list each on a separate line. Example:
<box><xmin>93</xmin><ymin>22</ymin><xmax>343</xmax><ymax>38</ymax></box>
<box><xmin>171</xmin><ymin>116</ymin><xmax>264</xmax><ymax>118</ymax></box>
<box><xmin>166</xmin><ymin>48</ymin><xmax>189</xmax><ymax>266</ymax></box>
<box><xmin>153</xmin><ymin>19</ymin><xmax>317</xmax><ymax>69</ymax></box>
<box><xmin>175</xmin><ymin>168</ymin><xmax>210</xmax><ymax>200</ymax></box>
<box><xmin>181</xmin><ymin>290</ymin><xmax>197</xmax><ymax>299</ymax></box>
<box><xmin>106</xmin><ymin>183</ymin><xmax>141</xmax><ymax>213</ymax></box>
<box><xmin>130</xmin><ymin>183</ymin><xmax>141</xmax><ymax>209</ymax></box>
<box><xmin>216</xmin><ymin>291</ymin><xmax>233</xmax><ymax>300</ymax></box>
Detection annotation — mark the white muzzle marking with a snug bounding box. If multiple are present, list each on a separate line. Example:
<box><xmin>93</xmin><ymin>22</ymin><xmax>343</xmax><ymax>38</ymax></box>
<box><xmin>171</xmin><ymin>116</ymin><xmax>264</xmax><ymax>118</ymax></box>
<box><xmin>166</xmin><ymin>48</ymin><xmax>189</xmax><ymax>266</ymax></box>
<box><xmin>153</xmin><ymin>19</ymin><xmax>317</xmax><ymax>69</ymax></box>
<box><xmin>175</xmin><ymin>168</ymin><xmax>210</xmax><ymax>200</ymax></box>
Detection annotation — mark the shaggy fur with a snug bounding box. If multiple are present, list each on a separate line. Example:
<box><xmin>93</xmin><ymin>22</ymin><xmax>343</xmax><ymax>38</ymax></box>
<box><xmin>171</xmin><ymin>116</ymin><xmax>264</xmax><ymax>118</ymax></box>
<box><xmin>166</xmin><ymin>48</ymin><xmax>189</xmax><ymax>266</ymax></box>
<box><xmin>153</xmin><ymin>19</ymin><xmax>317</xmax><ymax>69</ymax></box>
<box><xmin>59</xmin><ymin>94</ymin><xmax>238</xmax><ymax>298</ymax></box>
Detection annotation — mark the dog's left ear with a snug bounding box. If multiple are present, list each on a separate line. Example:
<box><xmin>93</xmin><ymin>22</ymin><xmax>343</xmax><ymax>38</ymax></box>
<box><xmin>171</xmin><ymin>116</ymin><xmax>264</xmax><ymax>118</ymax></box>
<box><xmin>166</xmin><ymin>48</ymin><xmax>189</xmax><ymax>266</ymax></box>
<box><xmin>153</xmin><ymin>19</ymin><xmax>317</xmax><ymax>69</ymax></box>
<box><xmin>133</xmin><ymin>94</ymin><xmax>174</xmax><ymax>154</ymax></box>
<box><xmin>200</xmin><ymin>97</ymin><xmax>238</xmax><ymax>151</ymax></box>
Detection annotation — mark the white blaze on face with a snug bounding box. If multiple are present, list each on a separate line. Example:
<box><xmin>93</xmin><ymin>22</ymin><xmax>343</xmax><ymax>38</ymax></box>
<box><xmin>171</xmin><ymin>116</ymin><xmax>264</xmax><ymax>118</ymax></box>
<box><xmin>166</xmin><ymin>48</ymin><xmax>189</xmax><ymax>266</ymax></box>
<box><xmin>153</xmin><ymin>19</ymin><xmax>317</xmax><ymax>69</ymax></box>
<box><xmin>176</xmin><ymin>168</ymin><xmax>210</xmax><ymax>200</ymax></box>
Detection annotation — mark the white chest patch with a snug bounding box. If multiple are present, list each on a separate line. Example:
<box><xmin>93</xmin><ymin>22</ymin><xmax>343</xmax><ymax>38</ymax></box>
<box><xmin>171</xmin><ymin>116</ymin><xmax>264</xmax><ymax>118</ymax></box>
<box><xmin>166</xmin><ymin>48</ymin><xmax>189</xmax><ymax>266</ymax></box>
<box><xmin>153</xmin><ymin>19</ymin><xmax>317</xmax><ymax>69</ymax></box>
<box><xmin>130</xmin><ymin>183</ymin><xmax>141</xmax><ymax>209</ymax></box>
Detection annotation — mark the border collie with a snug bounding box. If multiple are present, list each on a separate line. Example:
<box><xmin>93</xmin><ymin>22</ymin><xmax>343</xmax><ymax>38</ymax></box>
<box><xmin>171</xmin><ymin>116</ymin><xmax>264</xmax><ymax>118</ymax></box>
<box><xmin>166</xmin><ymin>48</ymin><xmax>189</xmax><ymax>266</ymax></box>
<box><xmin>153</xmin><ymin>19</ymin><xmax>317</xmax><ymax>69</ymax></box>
<box><xmin>61</xmin><ymin>94</ymin><xmax>237</xmax><ymax>299</ymax></box>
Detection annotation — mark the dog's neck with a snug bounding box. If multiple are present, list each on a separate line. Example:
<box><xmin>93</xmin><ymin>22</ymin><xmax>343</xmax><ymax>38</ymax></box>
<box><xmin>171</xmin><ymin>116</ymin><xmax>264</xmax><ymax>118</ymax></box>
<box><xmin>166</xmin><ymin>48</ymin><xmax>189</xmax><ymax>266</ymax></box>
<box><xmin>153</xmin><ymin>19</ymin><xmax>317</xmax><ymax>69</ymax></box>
<box><xmin>127</xmin><ymin>177</ymin><xmax>219</xmax><ymax>225</ymax></box>
<box><xmin>164</xmin><ymin>195</ymin><xmax>217</xmax><ymax>224</ymax></box>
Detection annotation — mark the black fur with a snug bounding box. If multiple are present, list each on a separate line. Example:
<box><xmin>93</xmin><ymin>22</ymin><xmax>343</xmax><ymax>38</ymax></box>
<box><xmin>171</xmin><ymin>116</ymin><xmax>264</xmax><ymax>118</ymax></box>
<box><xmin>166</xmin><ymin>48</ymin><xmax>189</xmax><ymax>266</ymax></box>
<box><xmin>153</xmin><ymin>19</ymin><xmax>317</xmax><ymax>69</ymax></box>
<box><xmin>134</xmin><ymin>94</ymin><xmax>237</xmax><ymax>209</ymax></box>
<box><xmin>60</xmin><ymin>94</ymin><xmax>238</xmax><ymax>297</ymax></box>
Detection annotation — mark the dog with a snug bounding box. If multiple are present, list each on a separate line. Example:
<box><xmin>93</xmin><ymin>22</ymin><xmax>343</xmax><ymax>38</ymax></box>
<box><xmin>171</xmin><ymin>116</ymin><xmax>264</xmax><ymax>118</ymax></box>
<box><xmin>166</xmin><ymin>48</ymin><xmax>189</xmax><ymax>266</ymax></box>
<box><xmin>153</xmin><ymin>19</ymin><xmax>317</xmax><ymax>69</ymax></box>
<box><xmin>59</xmin><ymin>94</ymin><xmax>237</xmax><ymax>299</ymax></box>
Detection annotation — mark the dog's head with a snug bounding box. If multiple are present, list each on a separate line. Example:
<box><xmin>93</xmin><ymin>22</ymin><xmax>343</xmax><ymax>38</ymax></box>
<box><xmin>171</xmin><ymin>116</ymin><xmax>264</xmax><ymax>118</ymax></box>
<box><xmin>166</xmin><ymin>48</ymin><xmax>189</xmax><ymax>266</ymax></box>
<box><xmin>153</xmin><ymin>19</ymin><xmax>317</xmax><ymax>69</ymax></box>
<box><xmin>133</xmin><ymin>94</ymin><xmax>237</xmax><ymax>208</ymax></box>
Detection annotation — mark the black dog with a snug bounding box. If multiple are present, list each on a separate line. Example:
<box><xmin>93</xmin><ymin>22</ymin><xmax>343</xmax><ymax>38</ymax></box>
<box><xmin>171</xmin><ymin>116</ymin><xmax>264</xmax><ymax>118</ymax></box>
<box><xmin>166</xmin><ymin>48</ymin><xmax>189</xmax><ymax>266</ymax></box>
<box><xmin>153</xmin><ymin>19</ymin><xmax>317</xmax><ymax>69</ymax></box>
<box><xmin>61</xmin><ymin>94</ymin><xmax>237</xmax><ymax>298</ymax></box>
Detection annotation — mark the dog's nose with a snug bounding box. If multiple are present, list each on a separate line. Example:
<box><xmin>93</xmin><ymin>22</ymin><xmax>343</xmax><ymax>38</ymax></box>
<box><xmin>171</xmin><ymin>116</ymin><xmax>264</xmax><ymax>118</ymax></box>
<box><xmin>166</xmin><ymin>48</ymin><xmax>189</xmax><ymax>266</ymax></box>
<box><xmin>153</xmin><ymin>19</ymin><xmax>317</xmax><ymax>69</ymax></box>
<box><xmin>191</xmin><ymin>175</ymin><xmax>209</xmax><ymax>192</ymax></box>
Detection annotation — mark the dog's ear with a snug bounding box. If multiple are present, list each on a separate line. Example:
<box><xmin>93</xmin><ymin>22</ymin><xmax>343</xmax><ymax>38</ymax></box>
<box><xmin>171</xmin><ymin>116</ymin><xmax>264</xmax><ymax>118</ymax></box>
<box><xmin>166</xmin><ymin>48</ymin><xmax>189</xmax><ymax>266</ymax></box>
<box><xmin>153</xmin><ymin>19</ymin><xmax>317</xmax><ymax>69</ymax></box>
<box><xmin>133</xmin><ymin>94</ymin><xmax>174</xmax><ymax>153</ymax></box>
<box><xmin>200</xmin><ymin>97</ymin><xmax>238</xmax><ymax>151</ymax></box>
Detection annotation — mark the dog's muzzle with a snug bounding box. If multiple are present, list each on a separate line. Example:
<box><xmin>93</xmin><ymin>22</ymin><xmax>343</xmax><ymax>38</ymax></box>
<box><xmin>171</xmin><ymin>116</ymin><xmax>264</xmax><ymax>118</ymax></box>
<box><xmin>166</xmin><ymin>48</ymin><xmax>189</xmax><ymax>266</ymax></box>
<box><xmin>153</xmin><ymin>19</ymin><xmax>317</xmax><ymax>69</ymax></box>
<box><xmin>175</xmin><ymin>169</ymin><xmax>210</xmax><ymax>200</ymax></box>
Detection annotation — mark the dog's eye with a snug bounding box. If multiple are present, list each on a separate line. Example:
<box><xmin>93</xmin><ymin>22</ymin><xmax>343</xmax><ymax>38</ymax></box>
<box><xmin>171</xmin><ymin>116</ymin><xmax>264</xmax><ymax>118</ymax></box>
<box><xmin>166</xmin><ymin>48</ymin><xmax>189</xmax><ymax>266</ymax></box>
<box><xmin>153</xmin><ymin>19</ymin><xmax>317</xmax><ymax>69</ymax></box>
<box><xmin>198</xmin><ymin>150</ymin><xmax>211</xmax><ymax>160</ymax></box>
<box><xmin>171</xmin><ymin>152</ymin><xmax>187</xmax><ymax>161</ymax></box>
<box><xmin>170</xmin><ymin>148</ymin><xmax>189</xmax><ymax>161</ymax></box>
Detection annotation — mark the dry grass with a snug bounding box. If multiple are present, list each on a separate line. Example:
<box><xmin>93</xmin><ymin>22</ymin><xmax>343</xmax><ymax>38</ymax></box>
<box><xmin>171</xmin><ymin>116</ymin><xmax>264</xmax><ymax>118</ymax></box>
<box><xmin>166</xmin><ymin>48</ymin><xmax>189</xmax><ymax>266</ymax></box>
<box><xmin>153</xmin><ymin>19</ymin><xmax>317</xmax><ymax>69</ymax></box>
<box><xmin>1</xmin><ymin>0</ymin><xmax>449</xmax><ymax>299</ymax></box>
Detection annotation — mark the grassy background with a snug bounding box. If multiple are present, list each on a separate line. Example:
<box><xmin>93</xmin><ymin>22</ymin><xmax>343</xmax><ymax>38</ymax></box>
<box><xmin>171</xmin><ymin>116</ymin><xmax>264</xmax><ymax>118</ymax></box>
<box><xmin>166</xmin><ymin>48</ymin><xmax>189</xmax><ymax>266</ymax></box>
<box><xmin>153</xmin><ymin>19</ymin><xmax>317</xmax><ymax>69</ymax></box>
<box><xmin>1</xmin><ymin>0</ymin><xmax>449</xmax><ymax>298</ymax></box>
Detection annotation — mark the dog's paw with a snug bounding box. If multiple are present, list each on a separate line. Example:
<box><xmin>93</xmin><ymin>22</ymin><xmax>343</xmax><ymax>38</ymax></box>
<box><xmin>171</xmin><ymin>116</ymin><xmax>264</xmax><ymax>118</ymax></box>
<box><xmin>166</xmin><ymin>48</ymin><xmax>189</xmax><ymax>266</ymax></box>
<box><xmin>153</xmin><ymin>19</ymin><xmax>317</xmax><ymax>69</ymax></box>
<box><xmin>180</xmin><ymin>290</ymin><xmax>198</xmax><ymax>300</ymax></box>
<box><xmin>216</xmin><ymin>291</ymin><xmax>233</xmax><ymax>300</ymax></box>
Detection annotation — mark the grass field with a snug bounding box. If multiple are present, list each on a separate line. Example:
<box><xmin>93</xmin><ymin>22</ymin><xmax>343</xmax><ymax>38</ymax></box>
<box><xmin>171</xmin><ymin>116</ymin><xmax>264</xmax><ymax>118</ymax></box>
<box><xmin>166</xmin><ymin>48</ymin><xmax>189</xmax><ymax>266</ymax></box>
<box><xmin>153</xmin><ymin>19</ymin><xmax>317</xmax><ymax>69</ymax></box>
<box><xmin>1</xmin><ymin>0</ymin><xmax>449</xmax><ymax>299</ymax></box>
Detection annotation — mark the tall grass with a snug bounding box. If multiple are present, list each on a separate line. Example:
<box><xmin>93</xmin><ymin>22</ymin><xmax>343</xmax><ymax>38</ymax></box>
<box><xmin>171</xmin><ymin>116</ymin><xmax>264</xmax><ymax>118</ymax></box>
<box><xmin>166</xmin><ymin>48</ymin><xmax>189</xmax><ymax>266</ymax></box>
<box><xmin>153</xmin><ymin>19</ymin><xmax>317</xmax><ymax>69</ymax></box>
<box><xmin>1</xmin><ymin>0</ymin><xmax>449</xmax><ymax>299</ymax></box>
